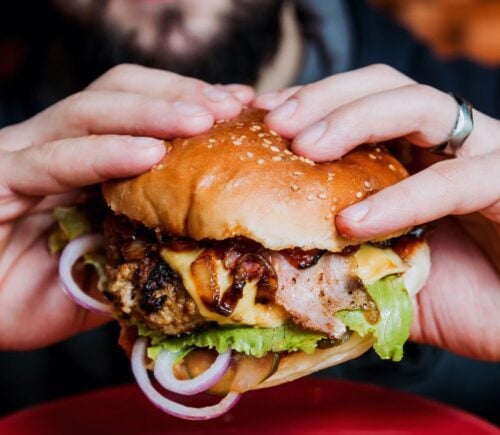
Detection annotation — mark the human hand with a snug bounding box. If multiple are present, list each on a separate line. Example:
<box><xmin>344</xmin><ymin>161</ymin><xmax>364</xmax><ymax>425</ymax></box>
<box><xmin>412</xmin><ymin>218</ymin><xmax>500</xmax><ymax>361</ymax></box>
<box><xmin>254</xmin><ymin>64</ymin><xmax>500</xmax><ymax>240</ymax></box>
<box><xmin>0</xmin><ymin>64</ymin><xmax>253</xmax><ymax>350</ymax></box>
<box><xmin>254</xmin><ymin>64</ymin><xmax>500</xmax><ymax>361</ymax></box>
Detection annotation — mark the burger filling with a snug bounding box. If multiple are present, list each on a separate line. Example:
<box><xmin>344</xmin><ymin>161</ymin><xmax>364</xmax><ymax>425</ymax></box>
<box><xmin>99</xmin><ymin>213</ymin><xmax>416</xmax><ymax>363</ymax></box>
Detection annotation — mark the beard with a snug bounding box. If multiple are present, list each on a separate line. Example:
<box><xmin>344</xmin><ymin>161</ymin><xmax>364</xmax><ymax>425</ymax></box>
<box><xmin>52</xmin><ymin>0</ymin><xmax>285</xmax><ymax>87</ymax></box>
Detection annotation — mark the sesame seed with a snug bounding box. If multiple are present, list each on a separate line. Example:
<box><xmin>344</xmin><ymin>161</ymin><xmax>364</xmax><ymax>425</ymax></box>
<box><xmin>207</xmin><ymin>144</ymin><xmax>213</xmax><ymax>149</ymax></box>
<box><xmin>293</xmin><ymin>171</ymin><xmax>303</xmax><ymax>176</ymax></box>
<box><xmin>325</xmin><ymin>213</ymin><xmax>333</xmax><ymax>220</ymax></box>
<box><xmin>246</xmin><ymin>151</ymin><xmax>254</xmax><ymax>158</ymax></box>
<box><xmin>270</xmin><ymin>130</ymin><xmax>278</xmax><ymax>136</ymax></box>
<box><xmin>327</xmin><ymin>172</ymin><xmax>335</xmax><ymax>182</ymax></box>
<box><xmin>263</xmin><ymin>139</ymin><xmax>272</xmax><ymax>145</ymax></box>
<box><xmin>272</xmin><ymin>156</ymin><xmax>282</xmax><ymax>161</ymax></box>
<box><xmin>291</xmin><ymin>184</ymin><xmax>300</xmax><ymax>191</ymax></box>
<box><xmin>369</xmin><ymin>153</ymin><xmax>377</xmax><ymax>160</ymax></box>
<box><xmin>330</xmin><ymin>205</ymin><xmax>337</xmax><ymax>211</ymax></box>
<box><xmin>233</xmin><ymin>140</ymin><xmax>242</xmax><ymax>146</ymax></box>
<box><xmin>216</xmin><ymin>119</ymin><xmax>225</xmax><ymax>124</ymax></box>
<box><xmin>284</xmin><ymin>149</ymin><xmax>293</xmax><ymax>155</ymax></box>
<box><xmin>166</xmin><ymin>145</ymin><xmax>173</xmax><ymax>153</ymax></box>
<box><xmin>270</xmin><ymin>146</ymin><xmax>280</xmax><ymax>153</ymax></box>
<box><xmin>364</xmin><ymin>181</ymin><xmax>372</xmax><ymax>189</ymax></box>
<box><xmin>356</xmin><ymin>192</ymin><xmax>363</xmax><ymax>198</ymax></box>
<box><xmin>258</xmin><ymin>132</ymin><xmax>266</xmax><ymax>138</ymax></box>
<box><xmin>307</xmin><ymin>194</ymin><xmax>314</xmax><ymax>201</ymax></box>
<box><xmin>290</xmin><ymin>155</ymin><xmax>299</xmax><ymax>161</ymax></box>
<box><xmin>252</xmin><ymin>125</ymin><xmax>262</xmax><ymax>131</ymax></box>
<box><xmin>257</xmin><ymin>158</ymin><xmax>265</xmax><ymax>165</ymax></box>
<box><xmin>298</xmin><ymin>156</ymin><xmax>305</xmax><ymax>162</ymax></box>
<box><xmin>208</xmin><ymin>138</ymin><xmax>216</xmax><ymax>144</ymax></box>
<box><xmin>388</xmin><ymin>164</ymin><xmax>396</xmax><ymax>171</ymax></box>
<box><xmin>235</xmin><ymin>122</ymin><xmax>244</xmax><ymax>127</ymax></box>
<box><xmin>239</xmin><ymin>135</ymin><xmax>247</xmax><ymax>140</ymax></box>
<box><xmin>239</xmin><ymin>156</ymin><xmax>245</xmax><ymax>161</ymax></box>
<box><xmin>304</xmin><ymin>158</ymin><xmax>315</xmax><ymax>166</ymax></box>
<box><xmin>375</xmin><ymin>147</ymin><xmax>381</xmax><ymax>153</ymax></box>
<box><xmin>152</xmin><ymin>163</ymin><xmax>165</xmax><ymax>171</ymax></box>
<box><xmin>332</xmin><ymin>197</ymin><xmax>338</xmax><ymax>203</ymax></box>
<box><xmin>317</xmin><ymin>192</ymin><xmax>328</xmax><ymax>200</ymax></box>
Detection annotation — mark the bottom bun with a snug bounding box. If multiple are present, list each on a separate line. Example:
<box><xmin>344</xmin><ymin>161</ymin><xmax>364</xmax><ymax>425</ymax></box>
<box><xmin>256</xmin><ymin>333</ymin><xmax>374</xmax><ymax>390</ymax></box>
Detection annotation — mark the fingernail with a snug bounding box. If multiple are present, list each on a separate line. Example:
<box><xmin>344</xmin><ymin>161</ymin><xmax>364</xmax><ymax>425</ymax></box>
<box><xmin>339</xmin><ymin>201</ymin><xmax>370</xmax><ymax>223</ymax></box>
<box><xmin>126</xmin><ymin>136</ymin><xmax>163</xmax><ymax>148</ymax></box>
<box><xmin>204</xmin><ymin>86</ymin><xmax>231</xmax><ymax>102</ymax></box>
<box><xmin>296</xmin><ymin>121</ymin><xmax>327</xmax><ymax>145</ymax></box>
<box><xmin>173</xmin><ymin>101</ymin><xmax>210</xmax><ymax>116</ymax></box>
<box><xmin>269</xmin><ymin>99</ymin><xmax>298</xmax><ymax>120</ymax></box>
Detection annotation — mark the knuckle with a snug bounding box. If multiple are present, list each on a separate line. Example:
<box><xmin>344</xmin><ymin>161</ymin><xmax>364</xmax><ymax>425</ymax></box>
<box><xmin>63</xmin><ymin>91</ymin><xmax>93</xmax><ymax>126</ymax></box>
<box><xmin>368</xmin><ymin>63</ymin><xmax>414</xmax><ymax>84</ymax></box>
<box><xmin>369</xmin><ymin>63</ymin><xmax>397</xmax><ymax>76</ymax></box>
<box><xmin>105</xmin><ymin>63</ymin><xmax>137</xmax><ymax>82</ymax></box>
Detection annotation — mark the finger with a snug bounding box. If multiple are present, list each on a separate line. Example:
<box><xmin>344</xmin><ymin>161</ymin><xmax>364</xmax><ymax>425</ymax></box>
<box><xmin>1</xmin><ymin>134</ymin><xmax>167</xmax><ymax>196</ymax></box>
<box><xmin>30</xmin><ymin>191</ymin><xmax>85</xmax><ymax>213</ymax></box>
<box><xmin>221</xmin><ymin>84</ymin><xmax>255</xmax><ymax>105</ymax></box>
<box><xmin>292</xmin><ymin>84</ymin><xmax>457</xmax><ymax>161</ymax></box>
<box><xmin>7</xmin><ymin>90</ymin><xmax>214</xmax><ymax>148</ymax></box>
<box><xmin>336</xmin><ymin>151</ymin><xmax>500</xmax><ymax>240</ymax></box>
<box><xmin>264</xmin><ymin>64</ymin><xmax>414</xmax><ymax>137</ymax></box>
<box><xmin>410</xmin><ymin>219</ymin><xmax>500</xmax><ymax>361</ymax></box>
<box><xmin>253</xmin><ymin>86</ymin><xmax>302</xmax><ymax>110</ymax></box>
<box><xmin>88</xmin><ymin>64</ymin><xmax>245</xmax><ymax>120</ymax></box>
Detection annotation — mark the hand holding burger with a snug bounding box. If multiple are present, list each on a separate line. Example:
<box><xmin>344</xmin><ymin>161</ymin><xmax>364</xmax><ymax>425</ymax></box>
<box><xmin>0</xmin><ymin>64</ymin><xmax>253</xmax><ymax>349</ymax></box>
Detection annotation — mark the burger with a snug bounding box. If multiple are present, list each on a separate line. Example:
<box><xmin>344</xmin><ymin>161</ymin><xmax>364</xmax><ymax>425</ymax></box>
<box><xmin>56</xmin><ymin>108</ymin><xmax>431</xmax><ymax>420</ymax></box>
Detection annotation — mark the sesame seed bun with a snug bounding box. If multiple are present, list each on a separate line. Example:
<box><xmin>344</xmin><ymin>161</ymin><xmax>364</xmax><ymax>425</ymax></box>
<box><xmin>102</xmin><ymin>108</ymin><xmax>409</xmax><ymax>251</ymax></box>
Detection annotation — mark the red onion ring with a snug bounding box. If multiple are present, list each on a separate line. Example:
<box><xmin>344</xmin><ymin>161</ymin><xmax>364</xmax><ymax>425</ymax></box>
<box><xmin>132</xmin><ymin>338</ymin><xmax>240</xmax><ymax>420</ymax></box>
<box><xmin>58</xmin><ymin>234</ymin><xmax>112</xmax><ymax>315</ymax></box>
<box><xmin>154</xmin><ymin>349</ymin><xmax>231</xmax><ymax>395</ymax></box>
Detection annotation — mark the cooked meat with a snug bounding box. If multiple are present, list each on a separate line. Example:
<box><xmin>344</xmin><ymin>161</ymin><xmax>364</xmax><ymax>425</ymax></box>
<box><xmin>103</xmin><ymin>213</ymin><xmax>374</xmax><ymax>337</ymax></box>
<box><xmin>106</xmin><ymin>255</ymin><xmax>208</xmax><ymax>335</ymax></box>
<box><xmin>272</xmin><ymin>253</ymin><xmax>373</xmax><ymax>339</ymax></box>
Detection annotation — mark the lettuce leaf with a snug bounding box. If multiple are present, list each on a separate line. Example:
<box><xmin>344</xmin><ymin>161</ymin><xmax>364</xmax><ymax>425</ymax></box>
<box><xmin>143</xmin><ymin>324</ymin><xmax>326</xmax><ymax>361</ymax></box>
<box><xmin>336</xmin><ymin>275</ymin><xmax>412</xmax><ymax>361</ymax></box>
<box><xmin>48</xmin><ymin>207</ymin><xmax>92</xmax><ymax>253</ymax></box>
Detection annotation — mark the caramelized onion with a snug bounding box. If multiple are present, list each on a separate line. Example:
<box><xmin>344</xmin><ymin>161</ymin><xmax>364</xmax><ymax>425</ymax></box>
<box><xmin>281</xmin><ymin>248</ymin><xmax>324</xmax><ymax>269</ymax></box>
<box><xmin>190</xmin><ymin>249</ymin><xmax>224</xmax><ymax>314</ymax></box>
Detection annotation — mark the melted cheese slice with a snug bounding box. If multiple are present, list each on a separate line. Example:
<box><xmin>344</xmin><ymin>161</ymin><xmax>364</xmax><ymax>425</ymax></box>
<box><xmin>161</xmin><ymin>249</ymin><xmax>288</xmax><ymax>328</ymax></box>
<box><xmin>354</xmin><ymin>244</ymin><xmax>408</xmax><ymax>285</ymax></box>
<box><xmin>161</xmin><ymin>244</ymin><xmax>408</xmax><ymax>328</ymax></box>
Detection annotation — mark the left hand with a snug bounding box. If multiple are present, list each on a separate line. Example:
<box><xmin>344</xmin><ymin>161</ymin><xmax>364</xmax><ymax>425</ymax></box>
<box><xmin>254</xmin><ymin>64</ymin><xmax>500</xmax><ymax>241</ymax></box>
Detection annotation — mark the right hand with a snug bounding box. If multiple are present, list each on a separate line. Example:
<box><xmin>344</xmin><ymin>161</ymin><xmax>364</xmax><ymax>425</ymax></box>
<box><xmin>0</xmin><ymin>64</ymin><xmax>253</xmax><ymax>350</ymax></box>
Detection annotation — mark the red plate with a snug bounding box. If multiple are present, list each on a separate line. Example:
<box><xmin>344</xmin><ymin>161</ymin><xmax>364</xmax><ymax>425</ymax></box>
<box><xmin>1</xmin><ymin>379</ymin><xmax>498</xmax><ymax>435</ymax></box>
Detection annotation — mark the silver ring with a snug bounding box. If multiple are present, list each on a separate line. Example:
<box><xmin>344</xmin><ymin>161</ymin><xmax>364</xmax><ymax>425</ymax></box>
<box><xmin>430</xmin><ymin>93</ymin><xmax>474</xmax><ymax>157</ymax></box>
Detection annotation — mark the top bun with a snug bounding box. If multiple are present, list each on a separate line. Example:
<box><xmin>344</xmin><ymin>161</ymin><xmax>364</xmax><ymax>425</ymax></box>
<box><xmin>103</xmin><ymin>108</ymin><xmax>408</xmax><ymax>252</ymax></box>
